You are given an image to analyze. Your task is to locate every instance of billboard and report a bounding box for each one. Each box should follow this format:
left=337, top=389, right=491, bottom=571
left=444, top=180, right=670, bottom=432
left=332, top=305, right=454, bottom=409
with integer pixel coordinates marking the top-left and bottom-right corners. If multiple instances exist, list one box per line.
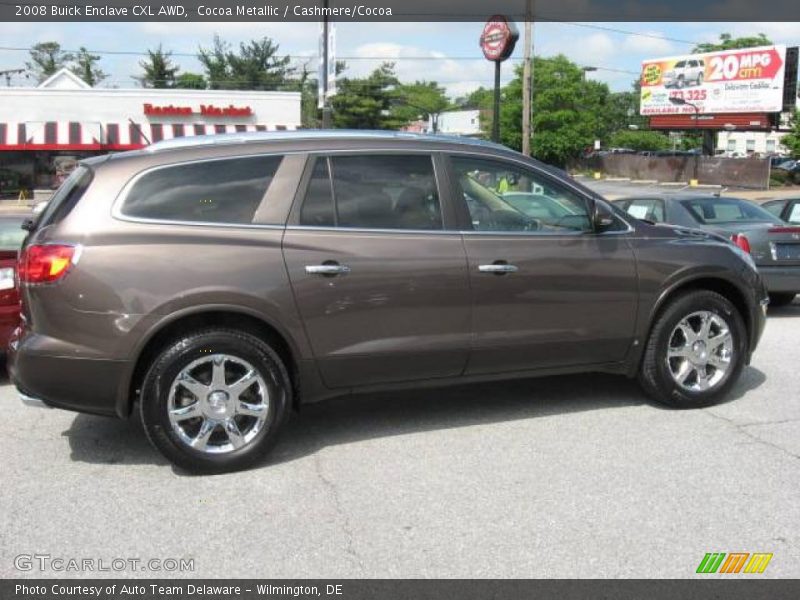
left=640, top=45, right=787, bottom=116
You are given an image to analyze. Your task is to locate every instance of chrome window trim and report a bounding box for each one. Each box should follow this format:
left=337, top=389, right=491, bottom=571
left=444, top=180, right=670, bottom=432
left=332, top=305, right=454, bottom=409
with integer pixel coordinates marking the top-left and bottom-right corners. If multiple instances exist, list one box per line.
left=285, top=225, right=461, bottom=236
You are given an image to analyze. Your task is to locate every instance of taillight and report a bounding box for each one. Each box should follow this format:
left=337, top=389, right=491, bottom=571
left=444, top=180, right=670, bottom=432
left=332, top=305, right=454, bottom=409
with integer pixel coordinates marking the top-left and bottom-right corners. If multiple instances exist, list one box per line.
left=18, top=244, right=79, bottom=284
left=730, top=234, right=751, bottom=254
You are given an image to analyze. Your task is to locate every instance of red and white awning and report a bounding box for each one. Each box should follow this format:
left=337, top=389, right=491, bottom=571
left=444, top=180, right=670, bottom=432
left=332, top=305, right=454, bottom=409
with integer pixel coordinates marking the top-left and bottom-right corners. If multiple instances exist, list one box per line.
left=0, top=121, right=298, bottom=151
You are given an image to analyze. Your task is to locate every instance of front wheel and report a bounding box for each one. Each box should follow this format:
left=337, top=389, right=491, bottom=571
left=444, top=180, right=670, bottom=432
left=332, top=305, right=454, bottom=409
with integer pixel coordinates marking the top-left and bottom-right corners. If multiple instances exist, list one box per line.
left=638, top=291, right=746, bottom=408
left=140, top=328, right=291, bottom=473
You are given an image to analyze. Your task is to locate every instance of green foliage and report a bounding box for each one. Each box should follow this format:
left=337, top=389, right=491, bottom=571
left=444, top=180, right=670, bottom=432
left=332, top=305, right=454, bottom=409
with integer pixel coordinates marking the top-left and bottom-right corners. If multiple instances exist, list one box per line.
left=198, top=35, right=292, bottom=90
left=608, top=130, right=671, bottom=152
left=71, top=47, right=107, bottom=86
left=781, top=110, right=800, bottom=159
left=139, top=45, right=180, bottom=88
left=26, top=42, right=73, bottom=82
left=392, top=81, right=451, bottom=131
left=692, top=33, right=772, bottom=53
left=494, top=56, right=615, bottom=166
left=174, top=72, right=207, bottom=90
left=330, top=63, right=405, bottom=130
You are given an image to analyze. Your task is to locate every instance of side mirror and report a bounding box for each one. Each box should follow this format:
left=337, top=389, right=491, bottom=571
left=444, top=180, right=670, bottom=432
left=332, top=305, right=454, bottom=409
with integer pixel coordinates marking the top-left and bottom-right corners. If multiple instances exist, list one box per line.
left=591, top=199, right=616, bottom=232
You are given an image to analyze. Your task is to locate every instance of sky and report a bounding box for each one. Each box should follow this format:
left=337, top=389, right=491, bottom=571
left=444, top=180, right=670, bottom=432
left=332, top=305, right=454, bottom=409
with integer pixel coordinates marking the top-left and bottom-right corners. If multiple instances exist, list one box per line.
left=0, top=21, right=798, bottom=98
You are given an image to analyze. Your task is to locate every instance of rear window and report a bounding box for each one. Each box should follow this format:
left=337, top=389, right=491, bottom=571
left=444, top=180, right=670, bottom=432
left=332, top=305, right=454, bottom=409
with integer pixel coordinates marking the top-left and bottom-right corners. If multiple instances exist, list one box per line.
left=36, top=165, right=93, bottom=229
left=122, top=155, right=281, bottom=224
left=680, top=198, right=781, bottom=225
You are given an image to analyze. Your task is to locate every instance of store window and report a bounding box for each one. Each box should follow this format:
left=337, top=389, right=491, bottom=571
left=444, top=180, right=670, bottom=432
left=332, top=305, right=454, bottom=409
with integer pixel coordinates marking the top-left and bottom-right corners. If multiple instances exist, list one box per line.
left=726, top=139, right=736, bottom=152
left=235, top=125, right=247, bottom=133
left=746, top=139, right=756, bottom=153
left=214, top=125, right=226, bottom=134
left=766, top=139, right=776, bottom=153
left=0, top=123, right=6, bottom=145
left=122, top=155, right=282, bottom=224
left=193, top=124, right=205, bottom=136
left=172, top=124, right=185, bottom=138
left=17, top=124, right=26, bottom=145
left=150, top=124, right=163, bottom=143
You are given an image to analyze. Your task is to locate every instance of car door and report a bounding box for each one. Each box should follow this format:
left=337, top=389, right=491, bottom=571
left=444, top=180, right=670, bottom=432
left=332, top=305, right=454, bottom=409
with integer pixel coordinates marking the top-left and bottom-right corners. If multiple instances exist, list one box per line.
left=445, top=153, right=639, bottom=375
left=282, top=152, right=471, bottom=388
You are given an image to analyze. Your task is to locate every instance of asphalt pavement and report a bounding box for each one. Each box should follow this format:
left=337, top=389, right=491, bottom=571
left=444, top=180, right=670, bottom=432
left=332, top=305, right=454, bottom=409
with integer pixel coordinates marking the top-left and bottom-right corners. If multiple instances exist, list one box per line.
left=1, top=301, right=800, bottom=579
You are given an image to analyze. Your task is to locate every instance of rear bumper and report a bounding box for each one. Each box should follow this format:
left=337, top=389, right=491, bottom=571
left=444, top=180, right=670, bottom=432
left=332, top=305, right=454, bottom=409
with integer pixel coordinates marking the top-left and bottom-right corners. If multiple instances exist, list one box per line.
left=8, top=326, right=128, bottom=418
left=758, top=265, right=800, bottom=293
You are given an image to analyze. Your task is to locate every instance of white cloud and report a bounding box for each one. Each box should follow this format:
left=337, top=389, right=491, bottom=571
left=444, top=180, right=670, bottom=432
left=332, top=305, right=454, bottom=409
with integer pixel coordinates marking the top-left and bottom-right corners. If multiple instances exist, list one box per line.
left=622, top=31, right=675, bottom=57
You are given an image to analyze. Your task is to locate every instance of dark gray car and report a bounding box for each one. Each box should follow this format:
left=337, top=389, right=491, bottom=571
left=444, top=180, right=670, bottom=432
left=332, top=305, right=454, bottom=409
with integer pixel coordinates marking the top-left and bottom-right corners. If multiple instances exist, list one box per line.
left=615, top=194, right=800, bottom=307
left=9, top=132, right=768, bottom=473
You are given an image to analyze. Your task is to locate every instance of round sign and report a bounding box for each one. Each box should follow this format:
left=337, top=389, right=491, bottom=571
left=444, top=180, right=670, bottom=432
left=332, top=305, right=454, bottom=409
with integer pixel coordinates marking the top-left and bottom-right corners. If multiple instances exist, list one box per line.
left=480, top=15, right=519, bottom=62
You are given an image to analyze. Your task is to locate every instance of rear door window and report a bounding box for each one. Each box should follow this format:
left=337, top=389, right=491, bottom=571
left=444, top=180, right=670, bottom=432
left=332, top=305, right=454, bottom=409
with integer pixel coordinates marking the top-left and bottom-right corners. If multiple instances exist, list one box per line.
left=298, top=154, right=443, bottom=230
left=122, top=155, right=281, bottom=224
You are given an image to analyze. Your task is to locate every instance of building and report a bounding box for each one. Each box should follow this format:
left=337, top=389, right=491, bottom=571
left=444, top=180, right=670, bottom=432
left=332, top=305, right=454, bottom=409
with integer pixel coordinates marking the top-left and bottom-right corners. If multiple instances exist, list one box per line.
left=435, top=109, right=482, bottom=137
left=716, top=130, right=790, bottom=157
left=0, top=68, right=301, bottom=192
left=399, top=109, right=483, bottom=137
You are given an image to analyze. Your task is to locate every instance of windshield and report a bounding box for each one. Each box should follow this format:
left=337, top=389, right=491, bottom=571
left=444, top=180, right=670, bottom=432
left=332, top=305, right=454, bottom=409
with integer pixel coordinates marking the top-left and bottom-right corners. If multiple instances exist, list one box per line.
left=680, top=197, right=783, bottom=225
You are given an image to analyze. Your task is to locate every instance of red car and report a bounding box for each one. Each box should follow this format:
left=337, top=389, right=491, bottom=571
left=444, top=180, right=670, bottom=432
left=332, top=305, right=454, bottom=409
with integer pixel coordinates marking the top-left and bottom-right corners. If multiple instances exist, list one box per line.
left=0, top=214, right=27, bottom=352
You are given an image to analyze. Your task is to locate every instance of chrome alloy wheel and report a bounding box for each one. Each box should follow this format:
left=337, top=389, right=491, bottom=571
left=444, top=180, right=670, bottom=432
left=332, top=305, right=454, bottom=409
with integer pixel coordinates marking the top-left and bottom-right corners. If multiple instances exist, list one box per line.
left=666, top=311, right=734, bottom=392
left=167, top=354, right=269, bottom=454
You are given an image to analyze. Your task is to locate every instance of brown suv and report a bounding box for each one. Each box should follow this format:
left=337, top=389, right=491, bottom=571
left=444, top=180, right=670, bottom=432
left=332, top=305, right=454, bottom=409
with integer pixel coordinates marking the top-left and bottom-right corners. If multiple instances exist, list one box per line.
left=9, top=132, right=768, bottom=473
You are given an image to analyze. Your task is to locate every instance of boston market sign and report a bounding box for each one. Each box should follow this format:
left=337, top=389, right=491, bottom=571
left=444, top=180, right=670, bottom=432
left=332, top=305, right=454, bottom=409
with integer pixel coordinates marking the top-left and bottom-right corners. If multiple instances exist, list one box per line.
left=479, top=15, right=519, bottom=62
left=143, top=103, right=254, bottom=117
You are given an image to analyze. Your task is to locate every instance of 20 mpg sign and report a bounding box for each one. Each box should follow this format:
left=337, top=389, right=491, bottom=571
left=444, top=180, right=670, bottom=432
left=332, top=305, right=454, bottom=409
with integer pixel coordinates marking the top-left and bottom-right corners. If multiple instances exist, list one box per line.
left=640, top=45, right=787, bottom=115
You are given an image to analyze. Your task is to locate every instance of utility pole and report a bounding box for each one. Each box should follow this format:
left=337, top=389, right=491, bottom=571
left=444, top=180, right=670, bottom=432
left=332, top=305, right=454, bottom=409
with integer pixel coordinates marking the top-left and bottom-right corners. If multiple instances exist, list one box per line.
left=522, top=0, right=533, bottom=155
left=0, top=68, right=25, bottom=87
left=321, top=0, right=332, bottom=128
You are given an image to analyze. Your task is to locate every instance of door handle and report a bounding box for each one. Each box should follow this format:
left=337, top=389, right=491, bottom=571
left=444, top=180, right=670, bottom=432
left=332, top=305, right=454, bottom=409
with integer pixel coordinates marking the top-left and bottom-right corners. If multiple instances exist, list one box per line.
left=478, top=263, right=518, bottom=274
left=305, top=264, right=351, bottom=276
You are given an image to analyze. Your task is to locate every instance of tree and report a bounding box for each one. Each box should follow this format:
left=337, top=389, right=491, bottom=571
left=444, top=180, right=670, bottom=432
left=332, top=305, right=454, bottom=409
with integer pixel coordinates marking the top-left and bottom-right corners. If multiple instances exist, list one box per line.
left=138, top=45, right=180, bottom=88
left=781, top=110, right=800, bottom=158
left=71, top=47, right=107, bottom=86
left=608, top=130, right=671, bottom=152
left=494, top=55, right=613, bottom=165
left=26, top=42, right=73, bottom=82
left=692, top=33, right=772, bottom=53
left=392, top=81, right=451, bottom=131
left=330, top=63, right=405, bottom=130
left=174, top=72, right=207, bottom=89
left=198, top=35, right=292, bottom=90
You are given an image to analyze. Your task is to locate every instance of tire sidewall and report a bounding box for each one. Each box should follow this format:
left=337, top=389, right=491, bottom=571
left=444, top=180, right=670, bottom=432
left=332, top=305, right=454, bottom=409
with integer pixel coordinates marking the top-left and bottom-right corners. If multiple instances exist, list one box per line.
left=651, top=293, right=746, bottom=406
left=141, top=331, right=290, bottom=472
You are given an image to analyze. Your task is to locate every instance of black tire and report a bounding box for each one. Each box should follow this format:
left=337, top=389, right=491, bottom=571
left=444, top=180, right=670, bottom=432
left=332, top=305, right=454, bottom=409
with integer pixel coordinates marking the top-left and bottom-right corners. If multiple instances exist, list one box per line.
left=768, top=292, right=796, bottom=307
left=140, top=328, right=291, bottom=474
left=638, top=290, right=747, bottom=408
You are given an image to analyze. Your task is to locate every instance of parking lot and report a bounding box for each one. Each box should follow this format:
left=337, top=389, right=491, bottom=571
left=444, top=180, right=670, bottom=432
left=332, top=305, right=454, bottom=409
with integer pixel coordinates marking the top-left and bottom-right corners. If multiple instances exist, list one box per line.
left=0, top=299, right=798, bottom=579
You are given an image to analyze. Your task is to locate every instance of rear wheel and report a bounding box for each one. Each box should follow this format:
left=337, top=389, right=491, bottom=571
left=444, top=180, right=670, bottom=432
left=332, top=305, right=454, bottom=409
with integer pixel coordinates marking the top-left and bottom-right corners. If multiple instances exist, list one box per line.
left=638, top=291, right=746, bottom=408
left=140, top=328, right=291, bottom=473
left=768, top=292, right=796, bottom=307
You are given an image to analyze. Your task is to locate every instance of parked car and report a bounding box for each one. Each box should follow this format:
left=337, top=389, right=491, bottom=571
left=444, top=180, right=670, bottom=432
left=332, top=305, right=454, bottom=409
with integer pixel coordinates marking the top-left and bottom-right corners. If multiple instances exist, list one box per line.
left=614, top=194, right=800, bottom=306
left=663, top=58, right=705, bottom=88
left=0, top=214, right=27, bottom=354
left=762, top=198, right=800, bottom=224
left=773, top=160, right=799, bottom=173
left=10, top=132, right=767, bottom=473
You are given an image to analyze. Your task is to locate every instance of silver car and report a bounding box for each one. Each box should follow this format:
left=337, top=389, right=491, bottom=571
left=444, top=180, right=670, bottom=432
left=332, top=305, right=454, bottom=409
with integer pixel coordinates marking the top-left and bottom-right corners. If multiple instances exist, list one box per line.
left=615, top=194, right=800, bottom=306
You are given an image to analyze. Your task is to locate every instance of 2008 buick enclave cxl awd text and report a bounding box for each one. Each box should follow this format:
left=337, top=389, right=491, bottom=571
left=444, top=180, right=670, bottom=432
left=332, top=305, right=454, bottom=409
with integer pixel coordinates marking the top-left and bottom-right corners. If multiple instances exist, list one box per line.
left=9, top=132, right=768, bottom=473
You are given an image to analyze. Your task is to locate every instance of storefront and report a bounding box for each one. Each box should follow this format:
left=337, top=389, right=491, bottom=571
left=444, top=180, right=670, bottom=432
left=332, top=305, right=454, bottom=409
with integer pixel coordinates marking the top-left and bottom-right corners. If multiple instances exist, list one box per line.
left=0, top=68, right=301, bottom=194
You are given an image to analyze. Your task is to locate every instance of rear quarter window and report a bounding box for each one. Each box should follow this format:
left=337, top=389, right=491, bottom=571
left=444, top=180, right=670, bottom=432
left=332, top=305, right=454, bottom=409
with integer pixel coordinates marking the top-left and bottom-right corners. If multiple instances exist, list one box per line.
left=121, top=155, right=281, bottom=224
left=36, top=165, right=93, bottom=229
